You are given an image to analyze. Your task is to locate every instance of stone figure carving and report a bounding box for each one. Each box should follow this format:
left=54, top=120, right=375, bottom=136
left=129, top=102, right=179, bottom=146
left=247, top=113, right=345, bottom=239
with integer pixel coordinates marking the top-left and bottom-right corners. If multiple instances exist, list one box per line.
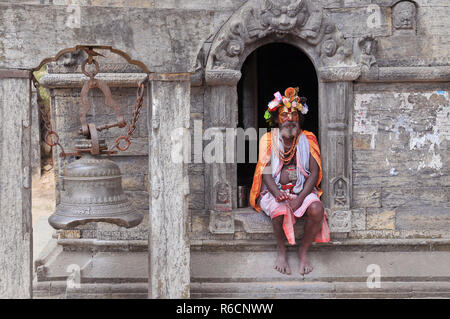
left=334, top=179, right=347, bottom=207
left=331, top=177, right=350, bottom=209
left=358, top=35, right=378, bottom=70
left=216, top=182, right=229, bottom=204
left=209, top=182, right=234, bottom=234
left=209, top=0, right=357, bottom=70
left=393, top=1, right=416, bottom=30
left=214, top=182, right=232, bottom=211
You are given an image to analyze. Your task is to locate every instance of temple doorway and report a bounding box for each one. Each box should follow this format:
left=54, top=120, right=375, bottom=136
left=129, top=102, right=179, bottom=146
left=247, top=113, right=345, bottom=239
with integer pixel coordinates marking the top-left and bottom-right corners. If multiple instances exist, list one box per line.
left=237, top=43, right=318, bottom=205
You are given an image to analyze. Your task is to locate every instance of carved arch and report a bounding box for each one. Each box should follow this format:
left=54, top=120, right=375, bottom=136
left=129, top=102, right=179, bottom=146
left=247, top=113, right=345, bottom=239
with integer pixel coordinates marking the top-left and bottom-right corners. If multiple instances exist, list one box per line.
left=205, top=0, right=362, bottom=81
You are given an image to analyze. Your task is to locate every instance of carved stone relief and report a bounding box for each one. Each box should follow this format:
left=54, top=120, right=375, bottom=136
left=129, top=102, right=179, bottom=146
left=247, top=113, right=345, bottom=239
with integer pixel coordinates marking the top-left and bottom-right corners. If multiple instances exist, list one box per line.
left=203, top=0, right=358, bottom=237
left=208, top=0, right=359, bottom=72
left=328, top=209, right=352, bottom=233
left=209, top=182, right=234, bottom=234
left=393, top=1, right=417, bottom=31
left=331, top=176, right=350, bottom=209
left=358, top=35, right=378, bottom=71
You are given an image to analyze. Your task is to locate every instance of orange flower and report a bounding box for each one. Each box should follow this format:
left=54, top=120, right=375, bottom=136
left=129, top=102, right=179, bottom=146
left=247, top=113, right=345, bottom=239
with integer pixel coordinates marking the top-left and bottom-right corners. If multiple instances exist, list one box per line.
left=285, top=87, right=296, bottom=102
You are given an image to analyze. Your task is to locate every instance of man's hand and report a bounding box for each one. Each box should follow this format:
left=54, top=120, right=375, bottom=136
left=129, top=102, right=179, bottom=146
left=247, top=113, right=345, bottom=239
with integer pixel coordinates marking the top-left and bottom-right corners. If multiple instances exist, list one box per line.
left=288, top=194, right=305, bottom=212
left=275, top=191, right=290, bottom=202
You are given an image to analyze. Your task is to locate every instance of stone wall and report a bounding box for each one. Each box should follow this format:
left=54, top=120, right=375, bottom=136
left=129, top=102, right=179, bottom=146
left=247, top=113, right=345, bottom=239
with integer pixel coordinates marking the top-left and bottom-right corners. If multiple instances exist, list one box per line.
left=351, top=83, right=449, bottom=238
left=1, top=0, right=449, bottom=243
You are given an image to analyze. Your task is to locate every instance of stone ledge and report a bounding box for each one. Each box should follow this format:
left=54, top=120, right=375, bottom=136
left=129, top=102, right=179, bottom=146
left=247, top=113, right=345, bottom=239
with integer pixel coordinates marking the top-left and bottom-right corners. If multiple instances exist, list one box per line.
left=191, top=281, right=450, bottom=299
left=53, top=237, right=450, bottom=252
left=358, top=66, right=450, bottom=82
left=40, top=73, right=148, bottom=88
left=191, top=238, right=450, bottom=252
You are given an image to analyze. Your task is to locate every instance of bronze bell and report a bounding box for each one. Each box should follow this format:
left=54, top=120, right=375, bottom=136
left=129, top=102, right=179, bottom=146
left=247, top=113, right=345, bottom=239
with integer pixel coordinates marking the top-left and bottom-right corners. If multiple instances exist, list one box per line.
left=48, top=138, right=143, bottom=230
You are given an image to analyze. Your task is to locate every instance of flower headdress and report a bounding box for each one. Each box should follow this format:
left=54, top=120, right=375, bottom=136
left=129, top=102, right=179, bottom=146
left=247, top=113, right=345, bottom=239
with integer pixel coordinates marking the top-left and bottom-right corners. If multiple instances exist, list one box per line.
left=264, top=87, right=308, bottom=122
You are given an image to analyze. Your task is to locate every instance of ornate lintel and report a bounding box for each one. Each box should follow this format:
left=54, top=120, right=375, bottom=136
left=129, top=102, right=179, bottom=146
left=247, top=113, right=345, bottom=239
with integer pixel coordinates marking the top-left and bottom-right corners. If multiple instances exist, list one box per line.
left=205, top=69, right=242, bottom=86
left=206, top=0, right=363, bottom=72
left=318, top=66, right=361, bottom=82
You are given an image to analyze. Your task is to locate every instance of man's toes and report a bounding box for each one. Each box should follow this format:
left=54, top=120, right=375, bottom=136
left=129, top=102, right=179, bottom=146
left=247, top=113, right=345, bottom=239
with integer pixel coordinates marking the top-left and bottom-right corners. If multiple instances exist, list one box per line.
left=304, top=265, right=313, bottom=274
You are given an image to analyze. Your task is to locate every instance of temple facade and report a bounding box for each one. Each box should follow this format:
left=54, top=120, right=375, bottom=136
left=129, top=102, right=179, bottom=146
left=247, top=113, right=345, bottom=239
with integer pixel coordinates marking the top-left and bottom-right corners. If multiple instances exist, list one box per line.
left=0, top=0, right=449, bottom=298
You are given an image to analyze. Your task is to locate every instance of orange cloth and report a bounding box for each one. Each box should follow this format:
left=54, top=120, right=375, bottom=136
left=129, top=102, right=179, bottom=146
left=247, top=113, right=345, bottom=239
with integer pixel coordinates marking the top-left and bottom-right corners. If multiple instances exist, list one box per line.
left=249, top=130, right=329, bottom=244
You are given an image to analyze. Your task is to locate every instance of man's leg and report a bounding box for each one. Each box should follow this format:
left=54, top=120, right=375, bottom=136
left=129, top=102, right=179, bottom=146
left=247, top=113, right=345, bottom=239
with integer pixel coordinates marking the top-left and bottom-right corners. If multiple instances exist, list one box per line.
left=272, top=215, right=291, bottom=275
left=298, top=201, right=324, bottom=275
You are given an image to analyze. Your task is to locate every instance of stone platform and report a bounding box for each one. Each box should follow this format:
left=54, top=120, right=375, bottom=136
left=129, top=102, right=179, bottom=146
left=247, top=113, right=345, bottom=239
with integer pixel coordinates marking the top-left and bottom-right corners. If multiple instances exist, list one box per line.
left=33, top=238, right=450, bottom=299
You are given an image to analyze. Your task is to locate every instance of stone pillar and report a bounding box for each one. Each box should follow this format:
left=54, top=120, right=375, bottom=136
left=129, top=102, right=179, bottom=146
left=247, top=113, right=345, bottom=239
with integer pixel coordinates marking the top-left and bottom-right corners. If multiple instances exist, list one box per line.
left=148, top=73, right=191, bottom=299
left=204, top=70, right=241, bottom=235
left=319, top=79, right=354, bottom=234
left=0, top=69, right=33, bottom=298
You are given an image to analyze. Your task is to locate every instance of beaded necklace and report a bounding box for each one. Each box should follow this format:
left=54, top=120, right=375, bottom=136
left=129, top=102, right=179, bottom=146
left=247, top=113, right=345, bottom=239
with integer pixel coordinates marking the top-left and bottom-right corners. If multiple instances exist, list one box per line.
left=279, top=133, right=300, bottom=165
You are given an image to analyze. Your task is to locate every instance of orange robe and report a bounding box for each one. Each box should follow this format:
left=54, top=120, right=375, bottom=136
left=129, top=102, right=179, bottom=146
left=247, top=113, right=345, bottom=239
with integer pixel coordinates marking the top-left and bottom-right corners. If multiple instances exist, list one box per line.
left=249, top=130, right=330, bottom=243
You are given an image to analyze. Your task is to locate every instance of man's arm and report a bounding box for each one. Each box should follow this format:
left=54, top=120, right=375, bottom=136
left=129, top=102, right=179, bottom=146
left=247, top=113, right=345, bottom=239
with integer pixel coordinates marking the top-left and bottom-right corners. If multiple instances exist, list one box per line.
left=288, top=154, right=319, bottom=211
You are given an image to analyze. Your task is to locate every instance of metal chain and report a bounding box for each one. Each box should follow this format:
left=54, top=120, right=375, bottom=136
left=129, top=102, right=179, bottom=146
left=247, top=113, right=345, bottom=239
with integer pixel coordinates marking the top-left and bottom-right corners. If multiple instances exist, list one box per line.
left=110, top=76, right=149, bottom=152
left=32, top=75, right=67, bottom=157
left=32, top=71, right=148, bottom=156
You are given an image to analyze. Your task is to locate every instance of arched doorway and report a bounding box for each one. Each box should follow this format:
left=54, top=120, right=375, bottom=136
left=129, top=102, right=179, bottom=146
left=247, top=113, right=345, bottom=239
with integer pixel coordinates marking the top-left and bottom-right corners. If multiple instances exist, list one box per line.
left=236, top=43, right=319, bottom=198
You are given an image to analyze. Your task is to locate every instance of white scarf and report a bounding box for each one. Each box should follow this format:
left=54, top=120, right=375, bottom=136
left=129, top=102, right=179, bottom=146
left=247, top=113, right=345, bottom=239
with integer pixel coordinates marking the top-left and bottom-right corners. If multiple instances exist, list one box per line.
left=270, top=128, right=311, bottom=194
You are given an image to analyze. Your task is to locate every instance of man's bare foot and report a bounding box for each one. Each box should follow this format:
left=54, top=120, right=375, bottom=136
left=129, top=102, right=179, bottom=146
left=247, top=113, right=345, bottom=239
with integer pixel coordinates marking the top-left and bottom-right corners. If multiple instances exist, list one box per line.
left=298, top=251, right=313, bottom=275
left=274, top=250, right=291, bottom=275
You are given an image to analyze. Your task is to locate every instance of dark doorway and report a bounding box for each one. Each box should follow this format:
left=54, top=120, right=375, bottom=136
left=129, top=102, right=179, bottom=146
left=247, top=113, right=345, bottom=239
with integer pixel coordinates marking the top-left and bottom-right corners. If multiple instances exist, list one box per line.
left=237, top=43, right=318, bottom=205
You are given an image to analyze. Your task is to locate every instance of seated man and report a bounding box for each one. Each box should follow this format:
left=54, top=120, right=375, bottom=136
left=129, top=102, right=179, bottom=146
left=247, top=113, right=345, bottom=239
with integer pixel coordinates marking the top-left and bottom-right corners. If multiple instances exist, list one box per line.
left=250, top=87, right=330, bottom=276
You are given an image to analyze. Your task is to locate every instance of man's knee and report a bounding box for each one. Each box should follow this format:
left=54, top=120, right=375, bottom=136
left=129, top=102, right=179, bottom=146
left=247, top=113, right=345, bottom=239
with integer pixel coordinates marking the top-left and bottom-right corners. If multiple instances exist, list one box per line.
left=271, top=205, right=290, bottom=226
left=306, top=201, right=324, bottom=222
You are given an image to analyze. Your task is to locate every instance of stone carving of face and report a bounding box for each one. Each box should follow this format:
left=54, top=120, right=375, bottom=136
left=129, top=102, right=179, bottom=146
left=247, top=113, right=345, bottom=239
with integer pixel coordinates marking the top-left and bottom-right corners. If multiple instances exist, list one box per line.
left=393, top=1, right=416, bottom=29
left=262, top=0, right=306, bottom=35
left=361, top=39, right=373, bottom=55
left=358, top=36, right=377, bottom=56
left=226, top=40, right=243, bottom=57
left=322, top=39, right=338, bottom=57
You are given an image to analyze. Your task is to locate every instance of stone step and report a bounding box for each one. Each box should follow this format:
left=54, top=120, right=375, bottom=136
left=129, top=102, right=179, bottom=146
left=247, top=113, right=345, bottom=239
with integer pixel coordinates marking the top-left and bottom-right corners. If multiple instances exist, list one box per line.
left=190, top=281, right=450, bottom=299
left=191, top=250, right=450, bottom=282
left=34, top=280, right=450, bottom=299
left=34, top=238, right=450, bottom=298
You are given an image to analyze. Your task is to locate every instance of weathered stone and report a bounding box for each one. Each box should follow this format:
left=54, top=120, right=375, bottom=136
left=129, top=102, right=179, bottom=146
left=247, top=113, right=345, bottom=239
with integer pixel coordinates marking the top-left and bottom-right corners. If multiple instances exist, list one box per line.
left=0, top=4, right=216, bottom=72
left=352, top=187, right=381, bottom=208
left=367, top=208, right=396, bottom=230
left=0, top=73, right=32, bottom=298
left=190, top=86, right=205, bottom=113
left=416, top=5, right=450, bottom=36
left=148, top=75, right=190, bottom=299
left=351, top=209, right=366, bottom=231
left=396, top=206, right=450, bottom=231
left=58, top=230, right=81, bottom=239
left=189, top=175, right=205, bottom=193
left=326, top=6, right=392, bottom=38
